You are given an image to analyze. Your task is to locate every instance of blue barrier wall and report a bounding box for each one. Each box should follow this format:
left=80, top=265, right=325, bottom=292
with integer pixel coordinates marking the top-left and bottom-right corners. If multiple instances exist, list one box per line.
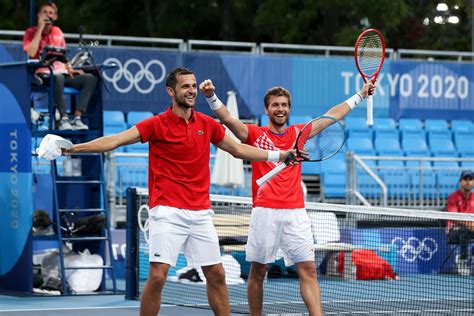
left=0, top=63, right=33, bottom=292
left=2, top=42, right=473, bottom=120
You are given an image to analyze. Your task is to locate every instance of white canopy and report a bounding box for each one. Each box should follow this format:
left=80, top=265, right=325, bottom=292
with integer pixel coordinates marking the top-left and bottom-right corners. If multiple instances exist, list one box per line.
left=211, top=91, right=245, bottom=189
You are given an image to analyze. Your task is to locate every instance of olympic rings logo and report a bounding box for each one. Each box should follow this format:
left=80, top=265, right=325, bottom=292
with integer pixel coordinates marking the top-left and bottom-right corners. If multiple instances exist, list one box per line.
left=391, top=237, right=438, bottom=262
left=102, top=58, right=166, bottom=94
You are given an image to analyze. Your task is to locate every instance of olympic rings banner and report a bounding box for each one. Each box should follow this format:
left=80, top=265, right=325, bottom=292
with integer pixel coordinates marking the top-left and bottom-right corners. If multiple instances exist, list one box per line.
left=348, top=227, right=449, bottom=274
left=1, top=43, right=474, bottom=120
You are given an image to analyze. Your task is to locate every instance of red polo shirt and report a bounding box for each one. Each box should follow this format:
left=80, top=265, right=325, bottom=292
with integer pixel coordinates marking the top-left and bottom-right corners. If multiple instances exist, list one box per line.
left=136, top=107, right=225, bottom=210
left=245, top=124, right=305, bottom=209
left=23, top=26, right=68, bottom=74
left=446, top=189, right=474, bottom=231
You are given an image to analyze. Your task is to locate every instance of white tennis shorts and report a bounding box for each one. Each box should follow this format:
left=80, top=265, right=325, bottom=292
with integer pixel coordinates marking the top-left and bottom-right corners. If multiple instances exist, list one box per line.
left=246, top=207, right=314, bottom=266
left=148, top=205, right=221, bottom=267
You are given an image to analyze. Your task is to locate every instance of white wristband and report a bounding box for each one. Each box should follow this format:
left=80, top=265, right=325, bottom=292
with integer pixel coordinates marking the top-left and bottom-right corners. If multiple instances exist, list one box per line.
left=267, top=150, right=280, bottom=162
left=345, top=92, right=364, bottom=110
left=206, top=94, right=223, bottom=111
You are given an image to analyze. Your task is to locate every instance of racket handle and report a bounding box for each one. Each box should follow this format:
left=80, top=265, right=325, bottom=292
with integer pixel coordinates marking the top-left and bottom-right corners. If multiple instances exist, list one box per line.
left=256, top=163, right=287, bottom=186
left=367, top=95, right=374, bottom=126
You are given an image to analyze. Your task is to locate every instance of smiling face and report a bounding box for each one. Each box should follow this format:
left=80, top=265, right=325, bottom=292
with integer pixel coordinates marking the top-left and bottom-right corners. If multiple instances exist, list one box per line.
left=265, top=95, right=290, bottom=128
left=167, top=73, right=197, bottom=109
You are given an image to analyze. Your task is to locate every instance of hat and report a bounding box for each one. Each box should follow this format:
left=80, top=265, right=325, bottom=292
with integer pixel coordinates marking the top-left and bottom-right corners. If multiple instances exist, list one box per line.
left=460, top=170, right=473, bottom=180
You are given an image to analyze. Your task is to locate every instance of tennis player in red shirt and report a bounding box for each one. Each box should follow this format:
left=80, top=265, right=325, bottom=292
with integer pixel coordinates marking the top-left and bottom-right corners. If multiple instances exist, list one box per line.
left=201, top=78, right=374, bottom=316
left=446, top=170, right=474, bottom=275
left=64, top=67, right=294, bottom=316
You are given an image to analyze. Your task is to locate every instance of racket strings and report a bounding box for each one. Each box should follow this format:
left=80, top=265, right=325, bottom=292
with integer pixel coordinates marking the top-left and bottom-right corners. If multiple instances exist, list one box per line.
left=297, top=118, right=345, bottom=161
left=357, top=34, right=383, bottom=75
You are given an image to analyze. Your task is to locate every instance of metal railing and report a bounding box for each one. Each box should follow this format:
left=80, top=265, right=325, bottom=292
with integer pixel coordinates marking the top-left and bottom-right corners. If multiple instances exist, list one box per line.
left=187, top=39, right=258, bottom=54
left=0, top=30, right=185, bottom=50
left=346, top=153, right=474, bottom=209
left=396, top=49, right=474, bottom=62
left=1, top=29, right=471, bottom=61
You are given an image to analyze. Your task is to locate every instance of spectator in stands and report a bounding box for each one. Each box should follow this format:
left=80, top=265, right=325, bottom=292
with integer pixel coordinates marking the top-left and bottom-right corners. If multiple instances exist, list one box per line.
left=23, top=2, right=97, bottom=131
left=61, top=67, right=295, bottom=316
left=446, top=170, right=474, bottom=275
left=201, top=78, right=375, bottom=316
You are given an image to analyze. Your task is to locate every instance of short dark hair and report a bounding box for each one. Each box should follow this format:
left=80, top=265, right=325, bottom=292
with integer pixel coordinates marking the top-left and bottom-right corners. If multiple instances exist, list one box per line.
left=165, top=67, right=195, bottom=89
left=39, top=2, right=58, bottom=14
left=264, top=86, right=291, bottom=109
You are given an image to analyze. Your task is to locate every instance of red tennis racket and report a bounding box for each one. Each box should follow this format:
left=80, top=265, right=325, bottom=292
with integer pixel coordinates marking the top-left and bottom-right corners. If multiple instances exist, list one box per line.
left=354, top=29, right=385, bottom=126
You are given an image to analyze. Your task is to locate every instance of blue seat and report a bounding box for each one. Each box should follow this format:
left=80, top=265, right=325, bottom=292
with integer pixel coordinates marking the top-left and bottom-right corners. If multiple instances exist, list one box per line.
left=398, top=118, right=423, bottom=132
left=402, top=129, right=429, bottom=154
left=115, top=156, right=148, bottom=196
left=428, top=130, right=456, bottom=156
left=357, top=172, right=381, bottom=198
left=302, top=162, right=321, bottom=175
left=344, top=117, right=372, bottom=138
left=321, top=152, right=345, bottom=170
left=377, top=151, right=404, bottom=167
left=321, top=172, right=346, bottom=198
left=289, top=115, right=312, bottom=125
left=374, top=128, right=399, bottom=139
left=374, top=130, right=401, bottom=154
left=459, top=152, right=474, bottom=170
left=405, top=158, right=431, bottom=168
left=104, top=110, right=127, bottom=129
left=320, top=153, right=346, bottom=198
left=409, top=170, right=437, bottom=198
left=437, top=170, right=461, bottom=198
left=372, top=118, right=396, bottom=131
left=127, top=111, right=153, bottom=127
left=260, top=115, right=269, bottom=126
left=451, top=120, right=474, bottom=133
left=454, top=131, right=474, bottom=156
left=347, top=137, right=375, bottom=155
left=380, top=169, right=410, bottom=198
left=424, top=119, right=448, bottom=132
left=461, top=160, right=474, bottom=168
left=401, top=129, right=425, bottom=142
left=432, top=158, right=458, bottom=168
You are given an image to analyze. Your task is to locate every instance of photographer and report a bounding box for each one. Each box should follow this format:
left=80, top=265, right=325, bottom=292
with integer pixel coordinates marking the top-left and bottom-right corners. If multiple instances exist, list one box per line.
left=23, top=2, right=97, bottom=131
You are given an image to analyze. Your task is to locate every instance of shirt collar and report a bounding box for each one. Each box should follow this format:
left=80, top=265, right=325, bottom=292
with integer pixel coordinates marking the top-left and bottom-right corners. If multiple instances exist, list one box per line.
left=165, top=106, right=196, bottom=124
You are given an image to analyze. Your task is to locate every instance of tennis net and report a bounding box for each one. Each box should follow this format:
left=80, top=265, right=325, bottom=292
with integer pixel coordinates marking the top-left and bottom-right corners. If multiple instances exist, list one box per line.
left=125, top=189, right=474, bottom=315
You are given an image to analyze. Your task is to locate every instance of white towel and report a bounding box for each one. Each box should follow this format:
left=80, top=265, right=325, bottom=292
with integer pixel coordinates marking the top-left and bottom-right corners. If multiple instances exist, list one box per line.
left=36, top=134, right=73, bottom=160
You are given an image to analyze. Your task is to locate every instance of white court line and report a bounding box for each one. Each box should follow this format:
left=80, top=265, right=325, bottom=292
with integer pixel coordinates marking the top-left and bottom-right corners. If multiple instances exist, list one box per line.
left=0, top=304, right=175, bottom=313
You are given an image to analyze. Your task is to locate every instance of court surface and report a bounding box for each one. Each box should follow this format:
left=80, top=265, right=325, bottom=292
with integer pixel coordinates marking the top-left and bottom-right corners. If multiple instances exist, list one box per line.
left=0, top=293, right=244, bottom=316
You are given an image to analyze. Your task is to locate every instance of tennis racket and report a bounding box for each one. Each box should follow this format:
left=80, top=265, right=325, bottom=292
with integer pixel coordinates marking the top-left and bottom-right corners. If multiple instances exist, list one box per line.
left=256, top=116, right=345, bottom=186
left=354, top=29, right=386, bottom=126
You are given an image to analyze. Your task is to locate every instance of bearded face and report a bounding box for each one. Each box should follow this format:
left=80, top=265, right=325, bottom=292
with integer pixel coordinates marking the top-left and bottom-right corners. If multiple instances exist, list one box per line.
left=170, top=74, right=197, bottom=109
left=265, top=95, right=290, bottom=128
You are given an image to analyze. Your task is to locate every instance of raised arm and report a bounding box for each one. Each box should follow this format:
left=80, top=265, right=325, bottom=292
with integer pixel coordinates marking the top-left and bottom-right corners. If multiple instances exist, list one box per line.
left=308, top=81, right=375, bottom=138
left=325, top=81, right=374, bottom=120
left=199, top=79, right=249, bottom=142
left=66, top=126, right=141, bottom=154
left=217, top=134, right=293, bottom=163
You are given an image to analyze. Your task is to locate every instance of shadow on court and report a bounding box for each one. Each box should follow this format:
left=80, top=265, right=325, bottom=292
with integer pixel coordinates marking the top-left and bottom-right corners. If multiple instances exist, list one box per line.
left=0, top=294, right=242, bottom=316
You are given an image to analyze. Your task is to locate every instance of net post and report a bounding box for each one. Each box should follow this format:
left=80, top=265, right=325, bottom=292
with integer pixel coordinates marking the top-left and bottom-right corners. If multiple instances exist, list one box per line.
left=125, top=187, right=138, bottom=300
